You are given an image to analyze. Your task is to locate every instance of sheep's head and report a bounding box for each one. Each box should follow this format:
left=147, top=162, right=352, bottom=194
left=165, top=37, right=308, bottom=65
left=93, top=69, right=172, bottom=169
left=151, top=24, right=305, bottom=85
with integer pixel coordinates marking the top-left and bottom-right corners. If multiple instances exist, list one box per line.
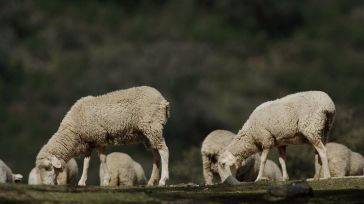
left=218, top=151, right=238, bottom=181
left=12, top=174, right=23, bottom=183
left=35, top=155, right=62, bottom=185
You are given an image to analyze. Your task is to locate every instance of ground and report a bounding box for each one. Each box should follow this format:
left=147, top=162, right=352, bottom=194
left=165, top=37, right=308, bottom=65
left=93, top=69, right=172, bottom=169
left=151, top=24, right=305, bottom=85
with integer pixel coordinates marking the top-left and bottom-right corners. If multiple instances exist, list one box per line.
left=1, top=177, right=364, bottom=203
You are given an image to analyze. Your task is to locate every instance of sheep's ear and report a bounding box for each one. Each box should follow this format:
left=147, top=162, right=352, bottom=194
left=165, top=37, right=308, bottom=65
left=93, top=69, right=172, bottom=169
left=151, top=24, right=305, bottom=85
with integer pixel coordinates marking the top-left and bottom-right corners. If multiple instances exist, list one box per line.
left=51, top=156, right=62, bottom=169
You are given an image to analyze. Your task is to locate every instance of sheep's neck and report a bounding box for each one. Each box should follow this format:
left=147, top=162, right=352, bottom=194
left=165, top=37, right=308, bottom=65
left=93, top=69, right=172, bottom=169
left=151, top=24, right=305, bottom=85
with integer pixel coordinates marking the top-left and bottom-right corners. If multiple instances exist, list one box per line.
left=229, top=134, right=259, bottom=163
left=38, top=123, right=81, bottom=163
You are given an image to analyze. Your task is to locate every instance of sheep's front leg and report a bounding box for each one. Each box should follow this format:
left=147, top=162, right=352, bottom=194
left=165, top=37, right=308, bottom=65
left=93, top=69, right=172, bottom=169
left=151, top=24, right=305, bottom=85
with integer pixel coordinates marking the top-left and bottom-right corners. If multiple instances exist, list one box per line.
left=202, top=154, right=214, bottom=185
left=158, top=140, right=169, bottom=186
left=255, top=149, right=269, bottom=182
left=147, top=149, right=161, bottom=186
left=313, top=141, right=331, bottom=179
left=99, top=146, right=110, bottom=186
left=278, top=146, right=289, bottom=181
left=78, top=156, right=90, bottom=186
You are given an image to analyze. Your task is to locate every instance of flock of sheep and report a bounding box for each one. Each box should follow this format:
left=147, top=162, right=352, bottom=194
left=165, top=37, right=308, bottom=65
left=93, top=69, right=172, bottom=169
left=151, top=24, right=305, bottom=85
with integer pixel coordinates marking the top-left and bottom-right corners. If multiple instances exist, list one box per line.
left=1, top=86, right=363, bottom=187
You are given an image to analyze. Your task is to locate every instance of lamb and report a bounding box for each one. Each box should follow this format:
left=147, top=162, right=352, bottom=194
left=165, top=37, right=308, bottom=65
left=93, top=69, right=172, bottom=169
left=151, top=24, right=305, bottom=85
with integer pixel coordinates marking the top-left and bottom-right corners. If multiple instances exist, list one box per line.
left=201, top=130, right=282, bottom=184
left=314, top=142, right=364, bottom=178
left=0, top=160, right=23, bottom=183
left=99, top=152, right=146, bottom=186
left=29, top=158, right=78, bottom=185
left=236, top=153, right=282, bottom=182
left=218, top=91, right=335, bottom=182
left=35, top=86, right=170, bottom=186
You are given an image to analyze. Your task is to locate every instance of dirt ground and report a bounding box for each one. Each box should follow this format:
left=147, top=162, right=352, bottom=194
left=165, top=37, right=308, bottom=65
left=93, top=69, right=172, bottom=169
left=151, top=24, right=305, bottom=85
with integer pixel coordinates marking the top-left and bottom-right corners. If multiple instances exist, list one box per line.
left=1, top=177, right=363, bottom=203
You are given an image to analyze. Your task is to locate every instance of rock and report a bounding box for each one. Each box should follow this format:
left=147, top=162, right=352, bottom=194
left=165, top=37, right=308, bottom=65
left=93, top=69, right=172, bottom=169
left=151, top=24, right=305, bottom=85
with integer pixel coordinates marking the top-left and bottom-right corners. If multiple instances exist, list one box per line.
left=268, top=181, right=314, bottom=198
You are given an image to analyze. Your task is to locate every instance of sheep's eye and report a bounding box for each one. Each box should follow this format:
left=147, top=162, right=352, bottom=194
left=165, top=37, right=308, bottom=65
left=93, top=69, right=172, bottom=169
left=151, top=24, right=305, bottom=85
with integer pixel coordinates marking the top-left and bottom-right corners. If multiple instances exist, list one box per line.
left=44, top=166, right=52, bottom=171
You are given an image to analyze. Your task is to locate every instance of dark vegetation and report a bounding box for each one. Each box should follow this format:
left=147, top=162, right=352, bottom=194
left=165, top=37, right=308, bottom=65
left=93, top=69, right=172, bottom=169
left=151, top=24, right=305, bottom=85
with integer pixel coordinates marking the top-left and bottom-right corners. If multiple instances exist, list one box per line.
left=0, top=0, right=364, bottom=184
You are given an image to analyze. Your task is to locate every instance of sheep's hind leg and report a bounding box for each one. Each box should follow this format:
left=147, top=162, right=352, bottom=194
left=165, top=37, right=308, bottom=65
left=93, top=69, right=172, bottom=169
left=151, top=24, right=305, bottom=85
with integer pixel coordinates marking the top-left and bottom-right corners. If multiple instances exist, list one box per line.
left=313, top=152, right=322, bottom=180
left=278, top=146, right=289, bottom=181
left=99, top=146, right=110, bottom=186
left=78, top=156, right=91, bottom=186
left=158, top=139, right=169, bottom=186
left=312, top=141, right=330, bottom=179
left=143, top=123, right=169, bottom=186
left=147, top=149, right=161, bottom=186
left=255, top=149, right=269, bottom=182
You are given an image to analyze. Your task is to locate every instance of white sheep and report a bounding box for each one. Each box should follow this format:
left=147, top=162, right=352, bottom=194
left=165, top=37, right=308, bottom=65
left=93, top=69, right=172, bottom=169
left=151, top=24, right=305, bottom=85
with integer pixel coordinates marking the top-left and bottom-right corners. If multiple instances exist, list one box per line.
left=201, top=130, right=235, bottom=184
left=201, top=130, right=282, bottom=184
left=29, top=158, right=78, bottom=185
left=99, top=152, right=146, bottom=186
left=314, top=142, right=364, bottom=178
left=35, top=86, right=170, bottom=186
left=0, top=160, right=23, bottom=183
left=236, top=153, right=282, bottom=182
left=218, top=91, right=335, bottom=182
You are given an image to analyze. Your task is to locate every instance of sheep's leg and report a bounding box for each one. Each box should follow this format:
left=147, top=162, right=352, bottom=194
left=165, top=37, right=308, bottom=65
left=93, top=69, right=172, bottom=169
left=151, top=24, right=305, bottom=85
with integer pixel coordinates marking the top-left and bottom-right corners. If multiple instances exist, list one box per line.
left=98, top=146, right=110, bottom=186
left=108, top=174, right=119, bottom=186
left=78, top=156, right=90, bottom=186
left=313, top=152, right=322, bottom=180
left=143, top=123, right=169, bottom=186
left=278, top=146, right=289, bottom=181
left=255, top=149, right=269, bottom=182
left=202, top=153, right=214, bottom=185
left=312, top=141, right=331, bottom=179
left=147, top=149, right=161, bottom=186
left=158, top=139, right=169, bottom=186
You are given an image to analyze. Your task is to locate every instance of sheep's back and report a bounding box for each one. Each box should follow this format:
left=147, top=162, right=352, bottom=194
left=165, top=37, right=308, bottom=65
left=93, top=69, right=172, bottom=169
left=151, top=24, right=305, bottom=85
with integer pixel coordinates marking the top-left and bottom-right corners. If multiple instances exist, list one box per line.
left=63, top=86, right=169, bottom=142
left=201, top=130, right=235, bottom=156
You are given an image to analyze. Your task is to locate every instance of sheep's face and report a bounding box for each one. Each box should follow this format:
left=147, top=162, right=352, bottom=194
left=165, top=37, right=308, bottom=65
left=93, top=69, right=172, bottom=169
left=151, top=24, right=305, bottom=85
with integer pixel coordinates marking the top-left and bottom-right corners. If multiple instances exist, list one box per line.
left=12, top=174, right=23, bottom=183
left=36, top=156, right=62, bottom=185
left=218, top=151, right=238, bottom=181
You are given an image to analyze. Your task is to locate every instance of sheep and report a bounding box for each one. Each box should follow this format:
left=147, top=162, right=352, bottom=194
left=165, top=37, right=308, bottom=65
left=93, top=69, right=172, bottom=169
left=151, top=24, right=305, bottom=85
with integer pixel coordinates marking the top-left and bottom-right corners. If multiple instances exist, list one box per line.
left=99, top=152, right=146, bottom=186
left=236, top=153, right=282, bottom=182
left=35, top=86, right=170, bottom=186
left=201, top=130, right=282, bottom=184
left=201, top=130, right=235, bottom=185
left=218, top=91, right=335, bottom=183
left=0, top=160, right=23, bottom=183
left=28, top=158, right=78, bottom=185
left=350, top=152, right=364, bottom=176
left=314, top=142, right=364, bottom=178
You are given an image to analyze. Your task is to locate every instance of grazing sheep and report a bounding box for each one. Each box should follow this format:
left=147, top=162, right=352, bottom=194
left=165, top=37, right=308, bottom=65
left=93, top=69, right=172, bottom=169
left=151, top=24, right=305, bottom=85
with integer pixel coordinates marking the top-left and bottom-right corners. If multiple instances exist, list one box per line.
left=350, top=152, right=364, bottom=176
left=0, top=160, right=23, bottom=183
left=35, top=86, right=170, bottom=186
left=201, top=130, right=235, bottom=185
left=314, top=142, right=364, bottom=178
left=29, top=158, right=78, bottom=185
left=236, top=153, right=282, bottom=182
left=99, top=152, right=146, bottom=186
left=201, top=130, right=282, bottom=184
left=218, top=91, right=335, bottom=182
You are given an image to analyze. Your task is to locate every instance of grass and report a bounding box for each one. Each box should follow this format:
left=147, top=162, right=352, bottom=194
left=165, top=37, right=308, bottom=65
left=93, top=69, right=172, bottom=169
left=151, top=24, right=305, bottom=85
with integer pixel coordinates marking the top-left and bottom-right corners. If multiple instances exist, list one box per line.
left=1, top=177, right=364, bottom=203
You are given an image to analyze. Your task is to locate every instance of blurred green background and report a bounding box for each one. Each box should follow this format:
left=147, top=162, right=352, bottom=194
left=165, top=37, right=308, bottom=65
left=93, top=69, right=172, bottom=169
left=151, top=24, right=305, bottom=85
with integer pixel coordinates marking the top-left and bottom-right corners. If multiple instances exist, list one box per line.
left=1, top=0, right=363, bottom=184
